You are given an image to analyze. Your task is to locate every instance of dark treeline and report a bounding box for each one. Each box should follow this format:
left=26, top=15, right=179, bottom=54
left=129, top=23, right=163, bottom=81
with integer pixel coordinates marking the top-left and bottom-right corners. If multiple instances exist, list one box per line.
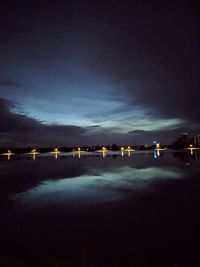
left=0, top=132, right=200, bottom=153
left=0, top=144, right=162, bottom=154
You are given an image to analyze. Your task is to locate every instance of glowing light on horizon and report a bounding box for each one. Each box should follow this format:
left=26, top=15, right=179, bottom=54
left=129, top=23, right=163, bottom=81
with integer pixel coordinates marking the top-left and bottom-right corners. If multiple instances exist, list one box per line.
left=156, top=143, right=160, bottom=149
left=186, top=144, right=200, bottom=155
left=121, top=147, right=124, bottom=157
left=49, top=147, right=61, bottom=159
left=1, top=149, right=15, bottom=160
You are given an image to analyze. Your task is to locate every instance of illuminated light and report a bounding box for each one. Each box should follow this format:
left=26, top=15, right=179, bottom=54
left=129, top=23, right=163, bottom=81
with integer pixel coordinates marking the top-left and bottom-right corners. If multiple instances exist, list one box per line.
left=186, top=145, right=200, bottom=155
left=29, top=148, right=39, bottom=154
left=128, top=150, right=131, bottom=157
left=7, top=149, right=14, bottom=155
left=102, top=151, right=106, bottom=158
left=72, top=147, right=84, bottom=157
left=1, top=150, right=15, bottom=159
left=28, top=149, right=39, bottom=159
left=95, top=146, right=109, bottom=154
left=125, top=146, right=134, bottom=152
left=49, top=147, right=61, bottom=158
left=73, top=147, right=84, bottom=154
left=154, top=141, right=167, bottom=154
left=154, top=149, right=160, bottom=158
left=50, top=148, right=61, bottom=154
left=121, top=147, right=124, bottom=151
left=156, top=143, right=160, bottom=149
left=101, top=147, right=108, bottom=157
left=4, top=150, right=15, bottom=160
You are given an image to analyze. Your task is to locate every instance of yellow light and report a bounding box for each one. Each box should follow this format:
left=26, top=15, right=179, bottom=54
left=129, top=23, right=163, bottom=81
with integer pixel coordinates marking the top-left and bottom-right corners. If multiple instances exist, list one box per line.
left=54, top=148, right=58, bottom=152
left=2, top=150, right=14, bottom=157
left=121, top=147, right=124, bottom=151
left=189, top=144, right=193, bottom=148
left=102, top=151, right=106, bottom=158
left=78, top=147, right=81, bottom=151
left=156, top=143, right=160, bottom=149
left=102, top=146, right=106, bottom=151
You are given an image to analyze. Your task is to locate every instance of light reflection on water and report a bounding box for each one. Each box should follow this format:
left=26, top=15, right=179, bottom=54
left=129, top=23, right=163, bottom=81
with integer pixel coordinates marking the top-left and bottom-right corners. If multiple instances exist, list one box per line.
left=0, top=150, right=199, bottom=206
left=14, top=165, right=185, bottom=207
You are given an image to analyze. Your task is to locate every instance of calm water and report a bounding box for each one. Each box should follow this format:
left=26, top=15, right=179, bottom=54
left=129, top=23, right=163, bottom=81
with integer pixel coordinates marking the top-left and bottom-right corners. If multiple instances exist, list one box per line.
left=0, top=151, right=200, bottom=267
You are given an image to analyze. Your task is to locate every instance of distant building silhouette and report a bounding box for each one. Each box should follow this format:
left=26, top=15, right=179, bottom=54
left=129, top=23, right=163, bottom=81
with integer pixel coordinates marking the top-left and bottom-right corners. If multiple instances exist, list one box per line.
left=194, top=135, right=200, bottom=146
left=172, top=132, right=191, bottom=148
left=180, top=132, right=189, bottom=144
left=172, top=132, right=200, bottom=148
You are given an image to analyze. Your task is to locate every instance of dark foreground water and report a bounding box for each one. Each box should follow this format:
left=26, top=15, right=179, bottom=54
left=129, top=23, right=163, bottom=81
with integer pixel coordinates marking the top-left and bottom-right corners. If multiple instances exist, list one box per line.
left=0, top=150, right=200, bottom=267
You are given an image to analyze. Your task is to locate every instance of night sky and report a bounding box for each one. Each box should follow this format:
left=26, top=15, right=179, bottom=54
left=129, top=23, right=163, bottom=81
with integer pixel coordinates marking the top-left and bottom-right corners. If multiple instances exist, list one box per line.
left=0, top=0, right=199, bottom=147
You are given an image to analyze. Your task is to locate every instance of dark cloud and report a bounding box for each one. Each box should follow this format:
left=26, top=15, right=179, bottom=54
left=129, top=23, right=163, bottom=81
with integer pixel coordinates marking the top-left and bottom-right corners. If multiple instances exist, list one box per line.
left=85, top=1, right=199, bottom=123
left=0, top=97, right=88, bottom=147
left=129, top=130, right=148, bottom=135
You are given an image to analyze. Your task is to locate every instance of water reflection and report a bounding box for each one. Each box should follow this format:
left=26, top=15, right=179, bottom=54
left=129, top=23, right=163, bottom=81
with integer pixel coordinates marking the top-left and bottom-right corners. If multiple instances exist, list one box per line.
left=0, top=151, right=200, bottom=266
left=153, top=150, right=158, bottom=159
left=15, top=165, right=185, bottom=207
left=173, top=150, right=200, bottom=164
left=0, top=151, right=199, bottom=206
left=102, top=151, right=106, bottom=158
